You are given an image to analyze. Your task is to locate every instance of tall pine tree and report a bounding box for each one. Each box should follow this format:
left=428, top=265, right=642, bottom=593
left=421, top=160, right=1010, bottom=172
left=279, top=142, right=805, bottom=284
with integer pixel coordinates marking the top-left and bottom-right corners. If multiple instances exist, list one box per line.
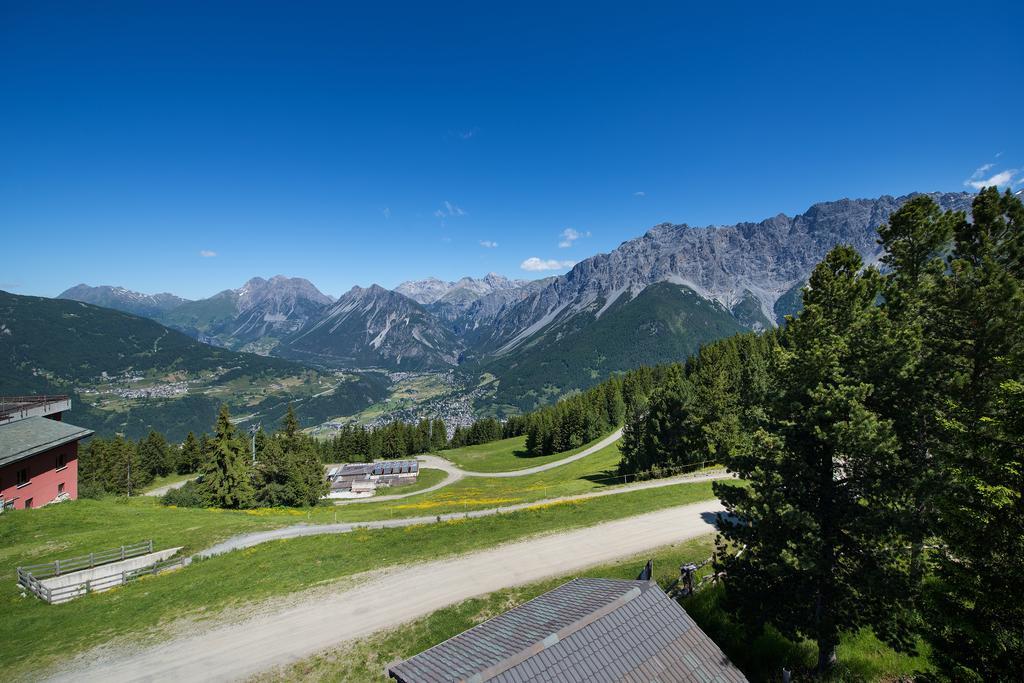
left=198, top=405, right=255, bottom=509
left=714, top=246, right=913, bottom=673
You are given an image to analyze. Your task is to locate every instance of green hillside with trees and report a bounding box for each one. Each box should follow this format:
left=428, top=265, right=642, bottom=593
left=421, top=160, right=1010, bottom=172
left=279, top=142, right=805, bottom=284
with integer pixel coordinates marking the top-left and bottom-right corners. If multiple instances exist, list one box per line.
left=0, top=291, right=389, bottom=440
left=614, top=188, right=1023, bottom=680
left=479, top=281, right=747, bottom=413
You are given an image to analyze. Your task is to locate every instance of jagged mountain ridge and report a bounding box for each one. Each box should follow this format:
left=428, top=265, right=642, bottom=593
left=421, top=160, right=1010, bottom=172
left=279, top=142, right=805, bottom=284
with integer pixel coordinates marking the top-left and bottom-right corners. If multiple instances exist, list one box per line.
left=280, top=284, right=462, bottom=370
left=58, top=284, right=191, bottom=318
left=396, top=273, right=528, bottom=305
left=472, top=192, right=975, bottom=356
left=157, top=275, right=334, bottom=352
left=52, top=191, right=978, bottom=383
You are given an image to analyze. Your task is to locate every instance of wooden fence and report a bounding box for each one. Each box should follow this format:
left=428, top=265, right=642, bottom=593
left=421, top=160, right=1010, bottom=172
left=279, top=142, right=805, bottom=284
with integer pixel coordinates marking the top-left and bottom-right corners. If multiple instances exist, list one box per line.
left=16, top=540, right=184, bottom=604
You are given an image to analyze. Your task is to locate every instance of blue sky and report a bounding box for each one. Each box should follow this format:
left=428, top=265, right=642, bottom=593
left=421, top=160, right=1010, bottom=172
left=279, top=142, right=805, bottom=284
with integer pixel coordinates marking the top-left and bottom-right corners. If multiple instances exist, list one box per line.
left=2, top=1, right=1021, bottom=299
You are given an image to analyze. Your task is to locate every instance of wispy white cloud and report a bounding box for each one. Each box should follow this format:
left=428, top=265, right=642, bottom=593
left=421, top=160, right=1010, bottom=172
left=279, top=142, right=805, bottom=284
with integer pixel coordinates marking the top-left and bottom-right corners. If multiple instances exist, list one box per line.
left=382, top=207, right=391, bottom=219
left=458, top=127, right=479, bottom=140
left=199, top=249, right=217, bottom=258
left=480, top=240, right=498, bottom=248
left=964, top=161, right=1018, bottom=190
left=434, top=201, right=466, bottom=219
left=965, top=168, right=1017, bottom=190
left=558, top=227, right=591, bottom=248
left=520, top=257, right=576, bottom=272
left=633, top=191, right=646, bottom=197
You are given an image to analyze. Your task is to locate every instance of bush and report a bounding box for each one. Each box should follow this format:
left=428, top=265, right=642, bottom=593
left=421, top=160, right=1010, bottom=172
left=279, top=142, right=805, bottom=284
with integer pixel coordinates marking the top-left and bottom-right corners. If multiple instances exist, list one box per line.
left=161, top=480, right=208, bottom=508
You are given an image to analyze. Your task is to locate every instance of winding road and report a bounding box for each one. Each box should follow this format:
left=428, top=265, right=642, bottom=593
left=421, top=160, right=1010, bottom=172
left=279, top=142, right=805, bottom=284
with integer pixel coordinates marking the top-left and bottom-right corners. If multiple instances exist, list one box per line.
left=332, top=428, right=625, bottom=504
left=46, top=430, right=733, bottom=681
left=53, top=499, right=725, bottom=683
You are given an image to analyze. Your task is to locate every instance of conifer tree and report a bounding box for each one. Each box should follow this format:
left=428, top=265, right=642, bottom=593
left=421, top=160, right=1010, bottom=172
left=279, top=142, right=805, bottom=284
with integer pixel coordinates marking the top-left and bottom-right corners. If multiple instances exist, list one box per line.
left=198, top=405, right=255, bottom=509
left=921, top=188, right=1024, bottom=680
left=177, top=431, right=203, bottom=474
left=714, top=246, right=913, bottom=673
left=138, top=430, right=172, bottom=478
left=430, top=418, right=448, bottom=451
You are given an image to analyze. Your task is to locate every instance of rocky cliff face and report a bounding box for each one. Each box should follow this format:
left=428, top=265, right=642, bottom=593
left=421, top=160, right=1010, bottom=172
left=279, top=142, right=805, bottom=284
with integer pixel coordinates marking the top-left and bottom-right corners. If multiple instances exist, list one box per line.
left=154, top=275, right=333, bottom=352
left=476, top=192, right=974, bottom=354
left=58, top=284, right=190, bottom=318
left=228, top=276, right=334, bottom=344
left=54, top=191, right=979, bottom=383
left=282, top=284, right=461, bottom=370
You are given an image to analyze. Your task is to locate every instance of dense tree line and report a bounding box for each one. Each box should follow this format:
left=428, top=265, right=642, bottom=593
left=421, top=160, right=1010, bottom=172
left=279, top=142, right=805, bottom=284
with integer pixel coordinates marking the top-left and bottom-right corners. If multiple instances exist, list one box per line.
left=618, top=332, right=777, bottom=476
left=79, top=428, right=205, bottom=497
left=315, top=418, right=449, bottom=462
left=626, top=189, right=1022, bottom=679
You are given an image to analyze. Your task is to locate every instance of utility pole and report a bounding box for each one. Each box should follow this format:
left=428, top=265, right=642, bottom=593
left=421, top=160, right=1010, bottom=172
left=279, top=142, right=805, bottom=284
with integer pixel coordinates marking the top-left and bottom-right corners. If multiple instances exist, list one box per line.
left=249, top=423, right=261, bottom=464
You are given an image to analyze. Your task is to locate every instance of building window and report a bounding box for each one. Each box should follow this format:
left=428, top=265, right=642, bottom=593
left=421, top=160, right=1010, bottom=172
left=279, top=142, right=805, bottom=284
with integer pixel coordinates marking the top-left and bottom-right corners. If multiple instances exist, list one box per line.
left=3, top=500, right=14, bottom=511
left=56, top=452, right=67, bottom=470
left=25, top=498, right=33, bottom=509
left=16, top=468, right=29, bottom=486
left=58, top=482, right=65, bottom=494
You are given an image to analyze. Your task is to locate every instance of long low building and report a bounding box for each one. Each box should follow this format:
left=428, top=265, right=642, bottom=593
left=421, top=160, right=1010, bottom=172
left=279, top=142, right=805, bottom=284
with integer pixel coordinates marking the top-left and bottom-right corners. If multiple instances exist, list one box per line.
left=327, top=459, right=419, bottom=498
left=0, top=396, right=93, bottom=511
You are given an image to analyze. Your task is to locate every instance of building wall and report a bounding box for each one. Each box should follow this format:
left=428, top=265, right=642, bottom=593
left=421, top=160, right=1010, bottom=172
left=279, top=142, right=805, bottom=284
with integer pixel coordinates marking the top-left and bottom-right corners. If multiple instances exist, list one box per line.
left=0, top=441, right=79, bottom=510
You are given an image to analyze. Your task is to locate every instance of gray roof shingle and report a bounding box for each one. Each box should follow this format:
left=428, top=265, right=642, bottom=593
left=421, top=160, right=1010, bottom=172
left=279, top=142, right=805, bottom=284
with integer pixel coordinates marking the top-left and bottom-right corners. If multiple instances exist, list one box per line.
left=388, top=578, right=747, bottom=683
left=0, top=416, right=92, bottom=468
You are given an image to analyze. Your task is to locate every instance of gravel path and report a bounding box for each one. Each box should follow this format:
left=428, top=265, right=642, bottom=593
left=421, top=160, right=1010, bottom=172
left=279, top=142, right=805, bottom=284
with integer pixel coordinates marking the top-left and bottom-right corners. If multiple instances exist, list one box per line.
left=141, top=477, right=196, bottom=497
left=54, top=499, right=724, bottom=682
left=196, top=468, right=731, bottom=559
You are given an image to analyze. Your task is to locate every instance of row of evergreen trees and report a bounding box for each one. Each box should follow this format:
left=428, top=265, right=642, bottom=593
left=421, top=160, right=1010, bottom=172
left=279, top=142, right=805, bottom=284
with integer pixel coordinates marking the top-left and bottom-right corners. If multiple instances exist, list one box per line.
left=513, top=368, right=674, bottom=457
left=79, top=429, right=206, bottom=497
left=620, top=188, right=1021, bottom=680
left=313, top=415, right=510, bottom=463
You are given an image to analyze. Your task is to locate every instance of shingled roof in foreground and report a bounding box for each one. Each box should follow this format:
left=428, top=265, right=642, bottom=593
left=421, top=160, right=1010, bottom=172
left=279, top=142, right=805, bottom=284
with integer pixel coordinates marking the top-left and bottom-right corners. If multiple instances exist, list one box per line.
left=387, top=577, right=748, bottom=683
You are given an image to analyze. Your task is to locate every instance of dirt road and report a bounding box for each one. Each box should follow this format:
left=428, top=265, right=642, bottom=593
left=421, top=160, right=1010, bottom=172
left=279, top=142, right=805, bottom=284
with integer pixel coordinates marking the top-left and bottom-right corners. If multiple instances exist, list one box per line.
left=52, top=499, right=724, bottom=682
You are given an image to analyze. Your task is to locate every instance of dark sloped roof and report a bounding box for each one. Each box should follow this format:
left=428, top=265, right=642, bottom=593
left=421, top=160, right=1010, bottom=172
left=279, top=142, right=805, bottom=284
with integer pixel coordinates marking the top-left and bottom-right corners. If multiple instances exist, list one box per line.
left=388, top=577, right=748, bottom=683
left=0, top=417, right=93, bottom=468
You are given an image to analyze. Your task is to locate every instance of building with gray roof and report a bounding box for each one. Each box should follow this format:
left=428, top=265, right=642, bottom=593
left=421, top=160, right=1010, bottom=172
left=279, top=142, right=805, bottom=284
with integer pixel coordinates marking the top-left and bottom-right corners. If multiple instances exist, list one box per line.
left=0, top=396, right=92, bottom=511
left=388, top=576, right=747, bottom=683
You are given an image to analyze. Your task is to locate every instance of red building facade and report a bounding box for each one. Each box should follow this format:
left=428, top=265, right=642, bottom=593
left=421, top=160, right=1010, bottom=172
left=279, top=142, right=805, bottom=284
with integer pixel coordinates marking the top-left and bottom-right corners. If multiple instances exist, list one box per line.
left=0, top=396, right=92, bottom=511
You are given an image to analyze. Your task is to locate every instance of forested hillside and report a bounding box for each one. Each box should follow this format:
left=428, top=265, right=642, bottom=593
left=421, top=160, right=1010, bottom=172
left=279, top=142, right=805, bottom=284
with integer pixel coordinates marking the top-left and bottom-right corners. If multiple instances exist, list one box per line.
left=478, top=282, right=747, bottom=412
left=0, top=291, right=388, bottom=440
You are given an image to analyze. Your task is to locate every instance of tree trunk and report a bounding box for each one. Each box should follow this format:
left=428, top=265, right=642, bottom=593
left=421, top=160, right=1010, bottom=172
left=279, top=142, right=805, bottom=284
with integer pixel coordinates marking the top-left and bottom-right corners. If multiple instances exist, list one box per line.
left=815, top=639, right=837, bottom=676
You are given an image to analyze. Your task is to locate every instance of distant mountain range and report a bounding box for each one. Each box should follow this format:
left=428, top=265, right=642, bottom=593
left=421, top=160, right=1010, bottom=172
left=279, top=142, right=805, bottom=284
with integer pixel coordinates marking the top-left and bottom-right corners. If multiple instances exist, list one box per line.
left=56, top=190, right=977, bottom=411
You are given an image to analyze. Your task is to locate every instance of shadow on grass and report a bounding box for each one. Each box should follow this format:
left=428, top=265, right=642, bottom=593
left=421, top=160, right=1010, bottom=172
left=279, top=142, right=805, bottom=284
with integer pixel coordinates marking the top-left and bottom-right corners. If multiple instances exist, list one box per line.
left=511, top=448, right=549, bottom=460
left=683, top=586, right=931, bottom=682
left=579, top=468, right=624, bottom=487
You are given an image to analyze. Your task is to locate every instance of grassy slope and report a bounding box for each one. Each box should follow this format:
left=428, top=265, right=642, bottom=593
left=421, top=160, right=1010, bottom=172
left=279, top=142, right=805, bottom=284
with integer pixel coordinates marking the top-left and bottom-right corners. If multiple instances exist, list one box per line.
left=390, top=440, right=626, bottom=514
left=258, top=537, right=930, bottom=683
left=1, top=479, right=720, bottom=677
left=438, top=433, right=612, bottom=473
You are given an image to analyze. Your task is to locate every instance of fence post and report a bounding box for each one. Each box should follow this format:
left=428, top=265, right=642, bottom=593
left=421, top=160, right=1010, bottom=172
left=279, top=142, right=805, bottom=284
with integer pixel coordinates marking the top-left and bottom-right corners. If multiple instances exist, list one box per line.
left=54, top=559, right=61, bottom=576
left=122, top=570, right=127, bottom=585
left=89, top=552, right=95, bottom=567
left=121, top=545, right=126, bottom=560
left=148, top=540, right=154, bottom=553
